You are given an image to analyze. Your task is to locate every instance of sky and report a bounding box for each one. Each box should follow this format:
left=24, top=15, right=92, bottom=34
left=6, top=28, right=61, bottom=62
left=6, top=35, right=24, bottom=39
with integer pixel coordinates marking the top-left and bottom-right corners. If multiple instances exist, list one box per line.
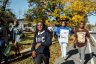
left=9, top=0, right=96, bottom=25
left=9, top=0, right=29, bottom=19
left=88, top=15, right=96, bottom=25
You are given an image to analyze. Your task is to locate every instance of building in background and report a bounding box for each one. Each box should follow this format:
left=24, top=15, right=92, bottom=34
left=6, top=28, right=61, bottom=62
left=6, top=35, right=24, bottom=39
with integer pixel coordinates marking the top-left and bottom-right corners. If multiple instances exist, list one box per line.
left=18, top=19, right=35, bottom=32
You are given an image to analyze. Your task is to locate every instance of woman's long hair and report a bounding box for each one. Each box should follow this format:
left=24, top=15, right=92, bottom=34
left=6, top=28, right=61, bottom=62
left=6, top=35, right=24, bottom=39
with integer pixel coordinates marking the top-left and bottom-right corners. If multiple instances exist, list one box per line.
left=36, top=22, right=48, bottom=32
left=34, top=22, right=48, bottom=39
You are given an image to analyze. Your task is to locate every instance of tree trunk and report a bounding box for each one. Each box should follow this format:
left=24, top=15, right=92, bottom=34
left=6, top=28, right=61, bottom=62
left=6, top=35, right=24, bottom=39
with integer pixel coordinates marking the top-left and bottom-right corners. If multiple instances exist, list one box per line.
left=1, top=0, right=9, bottom=11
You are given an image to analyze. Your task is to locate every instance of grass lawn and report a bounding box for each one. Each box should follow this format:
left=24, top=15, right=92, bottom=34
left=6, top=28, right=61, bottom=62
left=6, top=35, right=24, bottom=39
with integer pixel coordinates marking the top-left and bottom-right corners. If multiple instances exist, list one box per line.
left=10, top=32, right=33, bottom=55
left=10, top=57, right=35, bottom=64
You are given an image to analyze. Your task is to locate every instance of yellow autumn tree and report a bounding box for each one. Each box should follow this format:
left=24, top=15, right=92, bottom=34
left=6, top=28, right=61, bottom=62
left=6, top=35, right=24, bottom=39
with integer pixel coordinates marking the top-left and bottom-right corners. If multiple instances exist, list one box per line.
left=27, top=0, right=96, bottom=27
left=70, top=0, right=96, bottom=15
left=45, top=19, right=51, bottom=26
left=71, top=15, right=84, bottom=25
left=61, top=0, right=96, bottom=27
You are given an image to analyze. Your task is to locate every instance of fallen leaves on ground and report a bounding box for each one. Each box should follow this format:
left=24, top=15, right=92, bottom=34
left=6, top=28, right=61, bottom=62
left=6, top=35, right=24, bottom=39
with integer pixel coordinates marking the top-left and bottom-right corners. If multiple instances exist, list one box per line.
left=10, top=41, right=61, bottom=64
left=49, top=42, right=61, bottom=64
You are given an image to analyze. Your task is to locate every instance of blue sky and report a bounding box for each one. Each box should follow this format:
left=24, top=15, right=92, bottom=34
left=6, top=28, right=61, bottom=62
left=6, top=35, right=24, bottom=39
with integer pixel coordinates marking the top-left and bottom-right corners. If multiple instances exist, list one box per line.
left=88, top=15, right=96, bottom=25
left=9, top=0, right=29, bottom=19
left=9, top=0, right=96, bottom=25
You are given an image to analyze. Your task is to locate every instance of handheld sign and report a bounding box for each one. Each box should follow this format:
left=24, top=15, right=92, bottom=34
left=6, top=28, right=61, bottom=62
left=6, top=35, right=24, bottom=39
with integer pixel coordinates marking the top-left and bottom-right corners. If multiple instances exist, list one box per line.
left=59, top=29, right=69, bottom=43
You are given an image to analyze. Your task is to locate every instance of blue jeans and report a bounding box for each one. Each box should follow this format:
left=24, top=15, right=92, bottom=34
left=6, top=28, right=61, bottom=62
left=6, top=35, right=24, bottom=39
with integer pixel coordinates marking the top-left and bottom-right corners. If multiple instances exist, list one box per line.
left=0, top=39, right=5, bottom=47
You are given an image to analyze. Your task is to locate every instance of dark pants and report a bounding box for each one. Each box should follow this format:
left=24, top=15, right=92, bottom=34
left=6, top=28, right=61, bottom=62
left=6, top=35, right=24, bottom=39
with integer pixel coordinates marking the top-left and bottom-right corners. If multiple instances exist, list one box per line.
left=35, top=54, right=49, bottom=64
left=15, top=42, right=20, bottom=55
left=0, top=39, right=9, bottom=64
left=74, top=43, right=76, bottom=48
left=12, top=40, right=20, bottom=55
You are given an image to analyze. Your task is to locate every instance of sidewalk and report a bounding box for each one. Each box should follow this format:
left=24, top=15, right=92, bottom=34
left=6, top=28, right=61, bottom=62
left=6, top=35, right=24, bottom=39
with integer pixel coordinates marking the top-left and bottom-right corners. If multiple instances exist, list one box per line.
left=54, top=43, right=94, bottom=64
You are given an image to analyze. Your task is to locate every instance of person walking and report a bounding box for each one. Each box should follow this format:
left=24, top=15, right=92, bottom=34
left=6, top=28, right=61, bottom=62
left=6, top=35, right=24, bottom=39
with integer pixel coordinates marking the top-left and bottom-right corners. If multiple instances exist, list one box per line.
left=74, top=21, right=94, bottom=64
left=11, top=20, right=22, bottom=55
left=0, top=18, right=9, bottom=64
left=31, top=22, right=52, bottom=64
left=56, top=20, right=72, bottom=59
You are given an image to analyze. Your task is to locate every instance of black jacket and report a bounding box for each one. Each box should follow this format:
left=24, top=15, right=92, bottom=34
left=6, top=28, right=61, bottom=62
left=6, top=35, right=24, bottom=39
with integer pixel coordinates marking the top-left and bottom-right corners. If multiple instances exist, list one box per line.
left=31, top=30, right=52, bottom=57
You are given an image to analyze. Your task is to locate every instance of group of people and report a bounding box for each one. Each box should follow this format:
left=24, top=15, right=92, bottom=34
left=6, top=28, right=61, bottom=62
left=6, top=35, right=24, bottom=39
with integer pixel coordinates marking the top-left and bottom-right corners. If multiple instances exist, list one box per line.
left=31, top=20, right=94, bottom=64
left=0, top=18, right=22, bottom=64
left=0, top=17, right=94, bottom=64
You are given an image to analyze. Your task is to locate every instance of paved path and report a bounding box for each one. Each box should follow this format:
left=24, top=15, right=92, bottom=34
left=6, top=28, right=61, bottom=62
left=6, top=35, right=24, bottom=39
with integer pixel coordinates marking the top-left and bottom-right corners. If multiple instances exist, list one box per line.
left=91, top=34, right=96, bottom=64
left=55, top=34, right=96, bottom=64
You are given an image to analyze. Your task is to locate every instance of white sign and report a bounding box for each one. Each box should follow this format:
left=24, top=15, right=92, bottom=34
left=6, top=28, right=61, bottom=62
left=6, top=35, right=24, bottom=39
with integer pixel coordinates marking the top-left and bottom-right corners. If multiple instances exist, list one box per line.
left=59, top=29, right=69, bottom=43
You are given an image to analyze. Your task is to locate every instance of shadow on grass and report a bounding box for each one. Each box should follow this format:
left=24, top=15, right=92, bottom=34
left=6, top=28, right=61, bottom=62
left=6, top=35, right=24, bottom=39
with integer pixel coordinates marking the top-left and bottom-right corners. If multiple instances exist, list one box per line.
left=61, top=60, right=75, bottom=64
left=9, top=50, right=32, bottom=63
left=2, top=50, right=32, bottom=64
left=65, top=49, right=78, bottom=60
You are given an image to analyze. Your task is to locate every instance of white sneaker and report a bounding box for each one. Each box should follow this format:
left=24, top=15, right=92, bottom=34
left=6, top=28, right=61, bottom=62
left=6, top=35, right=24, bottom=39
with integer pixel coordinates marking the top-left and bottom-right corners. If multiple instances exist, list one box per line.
left=80, top=60, right=84, bottom=64
left=80, top=60, right=82, bottom=63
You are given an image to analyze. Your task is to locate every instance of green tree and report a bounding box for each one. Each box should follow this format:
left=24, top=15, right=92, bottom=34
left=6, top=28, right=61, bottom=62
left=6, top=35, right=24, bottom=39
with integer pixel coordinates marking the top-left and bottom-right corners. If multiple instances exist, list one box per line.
left=26, top=0, right=96, bottom=27
left=25, top=0, right=62, bottom=23
left=0, top=0, right=9, bottom=11
left=0, top=0, right=15, bottom=24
